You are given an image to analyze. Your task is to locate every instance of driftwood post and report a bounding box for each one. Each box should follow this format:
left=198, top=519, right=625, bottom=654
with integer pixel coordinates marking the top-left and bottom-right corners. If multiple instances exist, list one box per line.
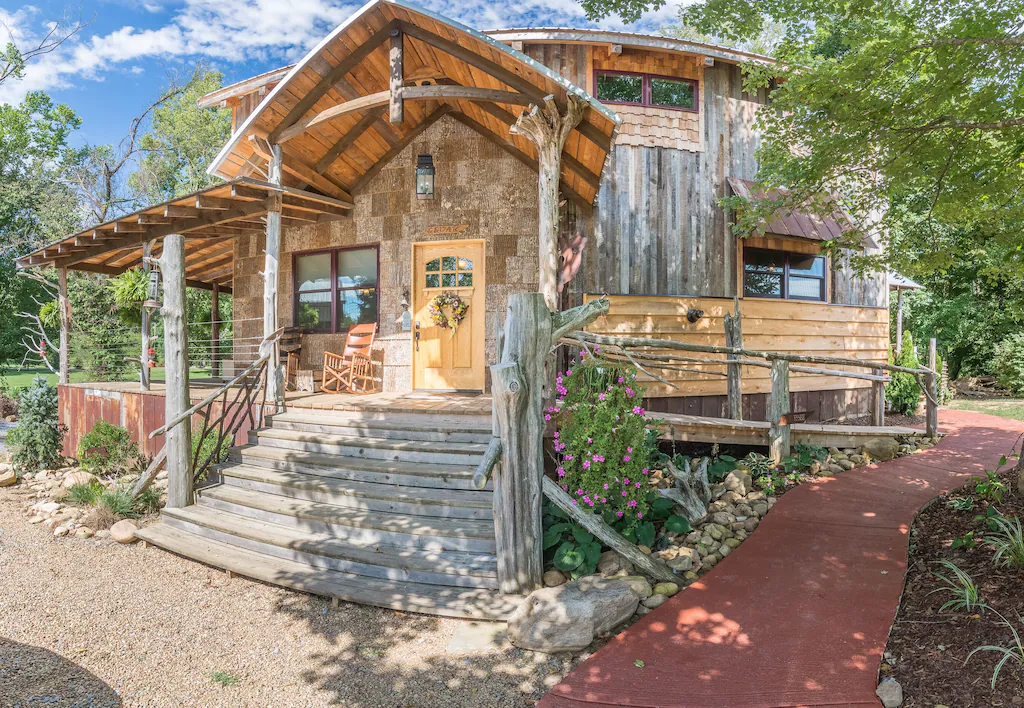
left=724, top=298, right=743, bottom=420
left=389, top=28, right=403, bottom=123
left=895, top=288, right=904, bottom=353
left=926, top=338, right=938, bottom=438
left=490, top=293, right=609, bottom=595
left=511, top=95, right=585, bottom=311
left=161, top=234, right=192, bottom=508
left=768, top=358, right=791, bottom=463
left=140, top=241, right=154, bottom=391
left=872, top=367, right=885, bottom=426
left=210, top=282, right=220, bottom=379
left=262, top=144, right=283, bottom=405
left=57, top=267, right=70, bottom=385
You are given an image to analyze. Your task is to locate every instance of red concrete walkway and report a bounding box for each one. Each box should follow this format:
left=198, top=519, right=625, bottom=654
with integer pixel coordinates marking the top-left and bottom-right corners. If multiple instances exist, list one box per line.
left=540, top=410, right=1024, bottom=708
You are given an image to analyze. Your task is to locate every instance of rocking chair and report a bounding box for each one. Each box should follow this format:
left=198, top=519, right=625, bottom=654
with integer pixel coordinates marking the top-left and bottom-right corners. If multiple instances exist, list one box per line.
left=321, top=323, right=378, bottom=394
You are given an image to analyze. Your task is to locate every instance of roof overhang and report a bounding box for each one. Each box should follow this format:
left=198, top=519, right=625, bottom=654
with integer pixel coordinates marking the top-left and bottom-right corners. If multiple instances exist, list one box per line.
left=888, top=272, right=923, bottom=291
left=16, top=178, right=350, bottom=290
left=207, top=0, right=620, bottom=208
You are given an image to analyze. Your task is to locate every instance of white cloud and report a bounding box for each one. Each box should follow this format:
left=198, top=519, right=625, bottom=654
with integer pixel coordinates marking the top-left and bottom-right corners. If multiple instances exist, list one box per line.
left=0, top=0, right=677, bottom=105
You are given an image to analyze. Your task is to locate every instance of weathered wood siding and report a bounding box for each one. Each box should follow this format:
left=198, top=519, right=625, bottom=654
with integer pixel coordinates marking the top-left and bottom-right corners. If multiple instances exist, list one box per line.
left=583, top=294, right=889, bottom=399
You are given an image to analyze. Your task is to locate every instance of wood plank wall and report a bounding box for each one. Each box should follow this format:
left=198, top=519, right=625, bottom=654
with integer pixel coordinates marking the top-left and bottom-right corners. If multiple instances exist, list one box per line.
left=583, top=294, right=889, bottom=398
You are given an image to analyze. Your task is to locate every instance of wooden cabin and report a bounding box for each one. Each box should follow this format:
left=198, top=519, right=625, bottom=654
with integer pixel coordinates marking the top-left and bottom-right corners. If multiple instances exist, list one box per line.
left=16, top=0, right=894, bottom=618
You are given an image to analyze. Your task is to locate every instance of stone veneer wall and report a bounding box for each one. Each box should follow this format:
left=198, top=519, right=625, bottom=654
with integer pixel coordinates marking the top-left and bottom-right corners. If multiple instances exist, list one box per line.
left=231, top=115, right=541, bottom=392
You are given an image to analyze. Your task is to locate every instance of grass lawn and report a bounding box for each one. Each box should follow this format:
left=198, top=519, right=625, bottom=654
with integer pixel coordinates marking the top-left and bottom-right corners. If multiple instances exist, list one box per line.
left=1, top=367, right=213, bottom=391
left=947, top=397, right=1024, bottom=422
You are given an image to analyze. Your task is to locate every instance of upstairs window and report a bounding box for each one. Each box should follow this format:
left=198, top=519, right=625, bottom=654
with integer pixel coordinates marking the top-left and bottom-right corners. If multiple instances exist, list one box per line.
left=294, top=246, right=378, bottom=333
left=743, top=248, right=826, bottom=302
left=595, top=70, right=698, bottom=112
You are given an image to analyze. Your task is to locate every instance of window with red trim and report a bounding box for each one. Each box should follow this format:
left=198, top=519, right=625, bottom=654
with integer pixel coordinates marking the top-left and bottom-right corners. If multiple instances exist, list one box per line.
left=293, top=246, right=379, bottom=333
left=595, top=70, right=698, bottom=112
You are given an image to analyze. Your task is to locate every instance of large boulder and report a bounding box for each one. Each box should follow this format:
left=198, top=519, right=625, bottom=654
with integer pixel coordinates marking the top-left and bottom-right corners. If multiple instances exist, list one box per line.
left=507, top=576, right=640, bottom=653
left=62, top=471, right=96, bottom=489
left=723, top=470, right=752, bottom=496
left=860, top=437, right=900, bottom=462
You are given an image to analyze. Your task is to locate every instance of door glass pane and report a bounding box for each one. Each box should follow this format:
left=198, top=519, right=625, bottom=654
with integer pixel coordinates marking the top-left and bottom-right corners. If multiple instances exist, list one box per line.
left=442, top=256, right=457, bottom=271
left=596, top=72, right=642, bottom=103
left=789, top=254, right=824, bottom=277
left=296, top=253, right=331, bottom=292
left=788, top=276, right=824, bottom=300
left=425, top=273, right=440, bottom=288
left=426, top=258, right=441, bottom=272
left=744, top=272, right=782, bottom=297
left=338, top=289, right=378, bottom=328
left=337, top=248, right=377, bottom=288
left=457, top=273, right=473, bottom=287
left=743, top=249, right=784, bottom=272
left=457, top=257, right=473, bottom=271
left=650, top=78, right=696, bottom=109
left=297, top=291, right=331, bottom=332
left=442, top=273, right=456, bottom=287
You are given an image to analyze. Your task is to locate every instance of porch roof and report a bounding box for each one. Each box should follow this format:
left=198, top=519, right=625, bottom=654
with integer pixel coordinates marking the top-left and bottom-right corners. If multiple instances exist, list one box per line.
left=207, top=0, right=620, bottom=207
left=14, top=178, right=351, bottom=291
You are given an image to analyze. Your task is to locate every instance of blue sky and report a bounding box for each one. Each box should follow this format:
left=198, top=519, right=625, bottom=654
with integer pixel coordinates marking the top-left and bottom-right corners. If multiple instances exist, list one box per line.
left=1, top=0, right=679, bottom=149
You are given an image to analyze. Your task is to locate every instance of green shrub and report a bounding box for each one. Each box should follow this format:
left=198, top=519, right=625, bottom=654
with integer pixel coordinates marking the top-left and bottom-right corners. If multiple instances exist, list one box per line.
left=65, top=482, right=103, bottom=506
left=993, top=332, right=1024, bottom=395
left=886, top=332, right=923, bottom=416
left=78, top=420, right=145, bottom=478
left=96, top=487, right=139, bottom=518
left=6, top=377, right=65, bottom=475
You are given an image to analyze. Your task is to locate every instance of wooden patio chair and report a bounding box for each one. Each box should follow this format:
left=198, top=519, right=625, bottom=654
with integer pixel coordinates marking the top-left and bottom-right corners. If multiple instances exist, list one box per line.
left=321, top=323, right=378, bottom=394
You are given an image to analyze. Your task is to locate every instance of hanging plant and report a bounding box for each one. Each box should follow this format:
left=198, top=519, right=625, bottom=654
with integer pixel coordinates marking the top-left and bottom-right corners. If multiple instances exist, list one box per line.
left=427, top=291, right=469, bottom=336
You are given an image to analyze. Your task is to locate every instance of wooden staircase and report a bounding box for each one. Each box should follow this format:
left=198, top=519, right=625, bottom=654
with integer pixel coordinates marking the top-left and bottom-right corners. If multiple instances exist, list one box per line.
left=136, top=408, right=520, bottom=620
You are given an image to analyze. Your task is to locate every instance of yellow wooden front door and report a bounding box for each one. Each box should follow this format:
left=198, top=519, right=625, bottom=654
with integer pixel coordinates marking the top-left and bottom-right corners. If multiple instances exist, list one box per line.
left=412, top=241, right=486, bottom=391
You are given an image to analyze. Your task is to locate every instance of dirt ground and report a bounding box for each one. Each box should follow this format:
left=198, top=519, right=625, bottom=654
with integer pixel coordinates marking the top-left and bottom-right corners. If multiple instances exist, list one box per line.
left=0, top=489, right=575, bottom=708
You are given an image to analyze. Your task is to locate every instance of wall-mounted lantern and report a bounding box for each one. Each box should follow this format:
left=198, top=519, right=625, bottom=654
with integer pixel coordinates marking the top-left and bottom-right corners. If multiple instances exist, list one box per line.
left=416, top=154, right=434, bottom=200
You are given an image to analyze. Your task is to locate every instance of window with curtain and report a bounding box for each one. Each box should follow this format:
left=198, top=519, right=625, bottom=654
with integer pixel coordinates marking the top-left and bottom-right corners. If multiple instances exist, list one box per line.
left=743, top=248, right=826, bottom=301
left=294, top=246, right=378, bottom=333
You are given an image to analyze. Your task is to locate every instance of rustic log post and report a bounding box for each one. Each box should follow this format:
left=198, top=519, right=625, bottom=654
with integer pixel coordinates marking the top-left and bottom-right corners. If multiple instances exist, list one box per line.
left=210, top=282, right=220, bottom=379
left=161, top=233, right=193, bottom=508
left=724, top=298, right=743, bottom=420
left=510, top=95, right=585, bottom=311
left=768, top=358, right=791, bottom=463
left=926, top=338, right=938, bottom=438
left=895, top=288, right=904, bottom=353
left=262, top=144, right=283, bottom=405
left=57, top=267, right=70, bottom=385
left=389, top=28, right=403, bottom=124
left=490, top=293, right=609, bottom=595
left=140, top=241, right=154, bottom=391
left=872, top=367, right=885, bottom=426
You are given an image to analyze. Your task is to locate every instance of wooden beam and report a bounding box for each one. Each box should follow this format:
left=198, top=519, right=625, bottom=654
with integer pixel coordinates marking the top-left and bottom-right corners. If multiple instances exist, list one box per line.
left=402, top=84, right=533, bottom=106
left=113, top=222, right=145, bottom=233
left=352, top=105, right=452, bottom=193
left=268, top=21, right=397, bottom=144
left=195, top=195, right=233, bottom=210
left=138, top=214, right=173, bottom=225
left=229, top=184, right=267, bottom=201
left=164, top=205, right=200, bottom=219
left=247, top=138, right=353, bottom=202
left=390, top=28, right=404, bottom=124
left=277, top=90, right=392, bottom=143
left=161, top=232, right=193, bottom=509
left=314, top=106, right=386, bottom=174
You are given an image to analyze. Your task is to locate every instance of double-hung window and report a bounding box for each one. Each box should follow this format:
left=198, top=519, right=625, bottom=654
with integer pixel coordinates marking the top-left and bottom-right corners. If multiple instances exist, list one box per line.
left=294, top=246, right=379, bottom=333
left=594, top=70, right=698, bottom=112
left=743, top=248, right=826, bottom=301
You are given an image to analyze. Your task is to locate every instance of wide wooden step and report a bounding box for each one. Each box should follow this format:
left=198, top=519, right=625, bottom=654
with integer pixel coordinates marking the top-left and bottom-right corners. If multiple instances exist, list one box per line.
left=252, top=428, right=487, bottom=465
left=136, top=523, right=518, bottom=620
left=161, top=505, right=498, bottom=588
left=215, top=463, right=493, bottom=520
left=196, top=485, right=497, bottom=552
left=229, top=445, right=484, bottom=490
left=266, top=411, right=493, bottom=444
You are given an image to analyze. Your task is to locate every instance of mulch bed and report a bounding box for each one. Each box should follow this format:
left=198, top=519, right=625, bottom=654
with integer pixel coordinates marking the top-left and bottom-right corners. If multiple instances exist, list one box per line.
left=885, top=466, right=1024, bottom=706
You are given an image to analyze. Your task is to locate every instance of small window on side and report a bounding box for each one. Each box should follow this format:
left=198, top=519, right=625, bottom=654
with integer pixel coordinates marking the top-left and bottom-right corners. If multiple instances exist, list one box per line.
left=743, top=248, right=826, bottom=302
left=650, top=77, right=696, bottom=110
left=596, top=72, right=643, bottom=104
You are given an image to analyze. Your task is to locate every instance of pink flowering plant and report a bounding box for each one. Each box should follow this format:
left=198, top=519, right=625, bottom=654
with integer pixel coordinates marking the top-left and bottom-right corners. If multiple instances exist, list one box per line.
left=548, top=350, right=687, bottom=555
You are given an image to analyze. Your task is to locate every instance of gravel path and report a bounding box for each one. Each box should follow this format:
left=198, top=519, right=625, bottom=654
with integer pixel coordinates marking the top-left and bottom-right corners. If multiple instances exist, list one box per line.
left=0, top=489, right=573, bottom=708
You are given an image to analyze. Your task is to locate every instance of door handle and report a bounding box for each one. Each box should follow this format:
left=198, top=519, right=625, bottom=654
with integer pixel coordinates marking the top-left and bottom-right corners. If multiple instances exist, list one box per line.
left=414, top=321, right=420, bottom=352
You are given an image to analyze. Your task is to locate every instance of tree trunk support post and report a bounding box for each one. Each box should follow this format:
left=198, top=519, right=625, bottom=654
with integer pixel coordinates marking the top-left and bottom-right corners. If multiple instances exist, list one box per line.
left=161, top=233, right=193, bottom=509
left=490, top=293, right=609, bottom=595
left=262, top=144, right=284, bottom=406
left=140, top=241, right=154, bottom=391
left=211, top=283, right=220, bottom=379
left=872, top=367, right=885, bottom=427
left=895, top=288, right=904, bottom=353
left=768, top=358, right=791, bottom=464
left=926, top=338, right=938, bottom=438
left=389, top=29, right=403, bottom=124
left=724, top=298, right=743, bottom=420
left=511, top=95, right=585, bottom=311
left=57, top=267, right=70, bottom=385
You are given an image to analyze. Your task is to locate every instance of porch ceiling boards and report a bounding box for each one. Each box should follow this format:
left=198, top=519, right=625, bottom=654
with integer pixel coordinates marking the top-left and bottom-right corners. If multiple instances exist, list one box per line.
left=15, top=178, right=351, bottom=291
left=207, top=0, right=620, bottom=207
